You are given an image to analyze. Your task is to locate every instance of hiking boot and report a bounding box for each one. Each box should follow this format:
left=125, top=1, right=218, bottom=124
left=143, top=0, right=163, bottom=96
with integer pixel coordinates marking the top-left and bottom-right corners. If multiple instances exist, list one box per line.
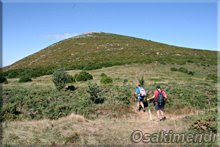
left=143, top=108, right=146, bottom=112
left=160, top=117, right=166, bottom=121
left=136, top=108, right=141, bottom=112
left=139, top=107, right=142, bottom=111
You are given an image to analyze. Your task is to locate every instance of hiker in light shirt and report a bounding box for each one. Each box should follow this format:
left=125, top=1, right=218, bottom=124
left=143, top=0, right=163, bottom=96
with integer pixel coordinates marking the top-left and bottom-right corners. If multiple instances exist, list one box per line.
left=135, top=82, right=147, bottom=112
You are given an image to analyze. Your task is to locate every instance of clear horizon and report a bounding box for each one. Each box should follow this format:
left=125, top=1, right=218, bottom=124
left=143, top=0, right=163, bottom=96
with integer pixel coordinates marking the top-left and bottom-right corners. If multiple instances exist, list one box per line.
left=3, top=2, right=217, bottom=67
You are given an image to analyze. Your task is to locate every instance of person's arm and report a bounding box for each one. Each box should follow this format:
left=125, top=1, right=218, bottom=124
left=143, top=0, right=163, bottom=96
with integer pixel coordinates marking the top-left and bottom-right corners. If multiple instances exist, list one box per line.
left=135, top=87, right=141, bottom=97
left=151, top=95, right=155, bottom=99
left=162, top=91, right=167, bottom=101
left=147, top=91, right=156, bottom=101
left=147, top=97, right=154, bottom=101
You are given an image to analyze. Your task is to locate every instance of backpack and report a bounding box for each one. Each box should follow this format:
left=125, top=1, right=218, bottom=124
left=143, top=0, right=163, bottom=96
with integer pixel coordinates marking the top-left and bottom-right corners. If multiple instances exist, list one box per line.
left=157, top=90, right=165, bottom=105
left=139, top=87, right=147, bottom=97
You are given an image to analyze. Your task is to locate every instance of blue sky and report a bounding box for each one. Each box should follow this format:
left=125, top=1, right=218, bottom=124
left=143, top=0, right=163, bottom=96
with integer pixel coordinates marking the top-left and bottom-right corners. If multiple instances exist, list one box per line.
left=3, top=2, right=217, bottom=67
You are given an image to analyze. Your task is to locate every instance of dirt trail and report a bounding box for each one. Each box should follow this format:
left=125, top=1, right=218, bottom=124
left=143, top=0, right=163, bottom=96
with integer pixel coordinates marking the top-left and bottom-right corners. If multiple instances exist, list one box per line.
left=3, top=106, right=202, bottom=145
left=124, top=106, right=198, bottom=132
left=89, top=106, right=201, bottom=145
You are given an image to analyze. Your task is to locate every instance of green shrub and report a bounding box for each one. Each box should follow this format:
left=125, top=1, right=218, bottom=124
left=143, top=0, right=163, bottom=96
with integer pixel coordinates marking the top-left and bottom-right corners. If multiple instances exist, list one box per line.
left=7, top=71, right=19, bottom=78
left=52, top=68, right=72, bottom=90
left=159, top=60, right=166, bottom=65
left=100, top=76, right=113, bottom=84
left=100, top=73, right=107, bottom=77
left=83, top=64, right=102, bottom=70
left=189, top=110, right=217, bottom=133
left=4, top=67, right=55, bottom=79
left=66, top=74, right=75, bottom=83
left=1, top=87, right=94, bottom=120
left=19, top=75, right=32, bottom=83
left=87, top=83, right=105, bottom=104
left=178, top=67, right=188, bottom=73
left=171, top=67, right=194, bottom=76
left=187, top=71, right=194, bottom=76
left=187, top=60, right=194, bottom=63
left=0, top=76, right=7, bottom=83
left=65, top=85, right=76, bottom=91
left=138, top=76, right=144, bottom=86
left=170, top=67, right=178, bottom=71
left=206, top=74, right=217, bottom=83
left=111, top=85, right=132, bottom=104
left=74, top=71, right=93, bottom=82
left=123, top=79, right=128, bottom=84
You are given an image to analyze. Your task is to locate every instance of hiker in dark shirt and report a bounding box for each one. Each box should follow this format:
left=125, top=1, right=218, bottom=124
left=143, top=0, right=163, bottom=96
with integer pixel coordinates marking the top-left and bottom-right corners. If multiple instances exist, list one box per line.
left=151, top=85, right=167, bottom=121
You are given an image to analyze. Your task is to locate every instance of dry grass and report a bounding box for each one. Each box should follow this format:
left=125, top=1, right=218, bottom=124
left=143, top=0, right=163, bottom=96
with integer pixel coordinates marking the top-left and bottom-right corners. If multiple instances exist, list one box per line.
left=3, top=105, right=200, bottom=146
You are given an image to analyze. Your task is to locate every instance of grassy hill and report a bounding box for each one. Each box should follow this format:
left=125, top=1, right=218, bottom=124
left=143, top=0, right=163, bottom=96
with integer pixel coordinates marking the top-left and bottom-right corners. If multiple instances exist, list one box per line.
left=3, top=32, right=217, bottom=78
left=1, top=32, right=218, bottom=145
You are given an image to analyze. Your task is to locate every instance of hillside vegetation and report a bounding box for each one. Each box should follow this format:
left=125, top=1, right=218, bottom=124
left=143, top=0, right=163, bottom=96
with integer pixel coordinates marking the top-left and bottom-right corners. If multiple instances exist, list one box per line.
left=1, top=32, right=218, bottom=145
left=2, top=32, right=217, bottom=78
left=2, top=63, right=217, bottom=145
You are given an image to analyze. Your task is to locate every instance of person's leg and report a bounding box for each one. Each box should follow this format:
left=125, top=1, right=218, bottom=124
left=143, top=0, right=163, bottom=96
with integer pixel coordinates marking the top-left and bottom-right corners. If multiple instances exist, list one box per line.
left=161, top=104, right=166, bottom=119
left=140, top=101, right=144, bottom=110
left=156, top=110, right=160, bottom=120
left=160, top=110, right=164, bottom=117
left=159, top=105, right=166, bottom=120
left=137, top=102, right=140, bottom=111
left=158, top=110, right=163, bottom=120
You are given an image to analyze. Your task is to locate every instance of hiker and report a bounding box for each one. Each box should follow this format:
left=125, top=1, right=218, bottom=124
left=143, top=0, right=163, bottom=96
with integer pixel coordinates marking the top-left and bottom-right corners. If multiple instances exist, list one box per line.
left=135, top=82, right=147, bottom=112
left=151, top=84, right=167, bottom=121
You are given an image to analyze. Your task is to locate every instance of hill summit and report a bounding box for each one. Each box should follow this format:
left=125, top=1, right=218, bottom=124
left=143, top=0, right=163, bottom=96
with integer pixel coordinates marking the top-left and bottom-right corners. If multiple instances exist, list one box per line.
left=5, top=32, right=216, bottom=74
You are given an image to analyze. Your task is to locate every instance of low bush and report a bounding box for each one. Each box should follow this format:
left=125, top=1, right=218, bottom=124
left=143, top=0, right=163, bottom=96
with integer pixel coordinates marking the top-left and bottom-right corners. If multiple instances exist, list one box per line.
left=170, top=67, right=194, bottom=76
left=52, top=68, right=73, bottom=90
left=178, top=67, right=188, bottom=73
left=66, top=74, right=75, bottom=83
left=138, top=76, right=144, bottom=86
left=189, top=110, right=217, bottom=133
left=65, top=85, right=76, bottom=91
left=206, top=74, right=217, bottom=83
left=165, top=83, right=217, bottom=111
left=87, top=83, right=105, bottom=104
left=7, top=71, right=18, bottom=78
left=110, top=85, right=132, bottom=104
left=187, top=60, right=194, bottom=63
left=123, top=79, right=128, bottom=84
left=74, top=71, right=93, bottom=82
left=100, top=76, right=113, bottom=84
left=1, top=80, right=217, bottom=121
left=188, top=71, right=194, bottom=76
left=0, top=76, right=7, bottom=83
left=100, top=73, right=107, bottom=77
left=1, top=87, right=94, bottom=120
left=170, top=67, right=178, bottom=71
left=19, top=75, right=32, bottom=83
left=4, top=67, right=55, bottom=79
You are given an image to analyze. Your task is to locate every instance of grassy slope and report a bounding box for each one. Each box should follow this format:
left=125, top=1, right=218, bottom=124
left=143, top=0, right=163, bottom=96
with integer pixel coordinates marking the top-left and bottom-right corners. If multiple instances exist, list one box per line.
left=2, top=32, right=217, bottom=145
left=3, top=108, right=205, bottom=145
left=2, top=63, right=217, bottom=145
left=5, top=32, right=217, bottom=72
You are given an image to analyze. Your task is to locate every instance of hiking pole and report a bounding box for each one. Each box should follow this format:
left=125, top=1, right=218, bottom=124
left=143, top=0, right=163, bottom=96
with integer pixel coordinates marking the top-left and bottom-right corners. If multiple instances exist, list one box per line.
left=147, top=98, right=153, bottom=121
left=148, top=108, right=152, bottom=121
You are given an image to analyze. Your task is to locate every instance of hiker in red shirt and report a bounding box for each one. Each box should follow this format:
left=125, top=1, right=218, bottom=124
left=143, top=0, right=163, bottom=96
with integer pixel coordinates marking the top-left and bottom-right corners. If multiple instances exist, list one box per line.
left=151, top=84, right=167, bottom=121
